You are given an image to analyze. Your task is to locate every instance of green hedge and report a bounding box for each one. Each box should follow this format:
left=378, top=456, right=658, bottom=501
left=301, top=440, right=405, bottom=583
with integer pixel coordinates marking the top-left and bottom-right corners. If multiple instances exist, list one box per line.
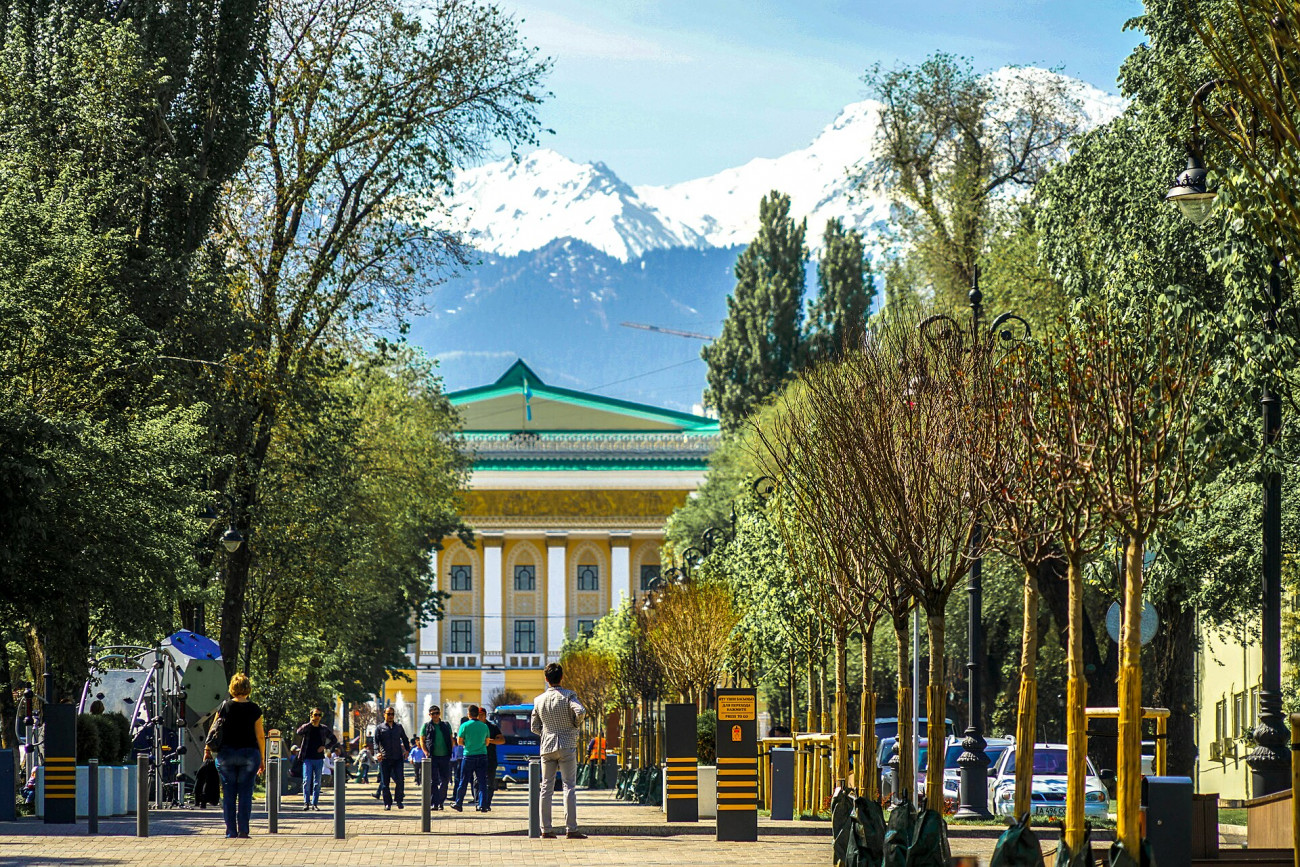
left=697, top=710, right=716, bottom=765
left=76, top=713, right=133, bottom=765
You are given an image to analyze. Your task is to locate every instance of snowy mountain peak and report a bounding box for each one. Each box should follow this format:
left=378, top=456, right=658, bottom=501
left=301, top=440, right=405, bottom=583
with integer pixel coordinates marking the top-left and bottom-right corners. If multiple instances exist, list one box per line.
left=450, top=68, right=1124, bottom=262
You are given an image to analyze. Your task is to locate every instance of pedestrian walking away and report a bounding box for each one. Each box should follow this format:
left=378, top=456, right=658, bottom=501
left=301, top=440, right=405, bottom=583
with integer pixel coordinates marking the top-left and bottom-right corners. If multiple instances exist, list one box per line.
left=476, top=706, right=506, bottom=810
left=419, top=706, right=454, bottom=810
left=374, top=707, right=410, bottom=810
left=531, top=663, right=587, bottom=839
left=409, top=742, right=426, bottom=785
left=204, top=672, right=266, bottom=839
left=295, top=708, right=340, bottom=811
left=451, top=705, right=491, bottom=812
left=355, top=745, right=372, bottom=784
left=450, top=723, right=465, bottom=796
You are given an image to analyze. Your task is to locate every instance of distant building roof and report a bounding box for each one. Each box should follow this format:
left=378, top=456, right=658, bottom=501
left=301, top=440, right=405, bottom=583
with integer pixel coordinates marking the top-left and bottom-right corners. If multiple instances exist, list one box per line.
left=448, top=359, right=719, bottom=470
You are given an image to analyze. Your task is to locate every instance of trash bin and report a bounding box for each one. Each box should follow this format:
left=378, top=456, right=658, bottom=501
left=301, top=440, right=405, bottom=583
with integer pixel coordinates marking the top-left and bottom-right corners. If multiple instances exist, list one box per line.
left=1141, top=775, right=1192, bottom=867
left=0, top=751, right=13, bottom=821
left=769, top=748, right=794, bottom=821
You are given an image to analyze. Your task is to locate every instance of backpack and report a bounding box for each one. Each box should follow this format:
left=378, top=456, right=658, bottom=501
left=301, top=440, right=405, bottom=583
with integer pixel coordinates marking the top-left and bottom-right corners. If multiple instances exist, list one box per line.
left=204, top=701, right=229, bottom=752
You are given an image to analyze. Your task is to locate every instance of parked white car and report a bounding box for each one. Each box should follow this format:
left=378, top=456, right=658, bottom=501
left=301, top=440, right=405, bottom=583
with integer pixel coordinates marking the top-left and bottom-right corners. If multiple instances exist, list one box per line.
left=941, top=736, right=1014, bottom=808
left=988, top=742, right=1110, bottom=820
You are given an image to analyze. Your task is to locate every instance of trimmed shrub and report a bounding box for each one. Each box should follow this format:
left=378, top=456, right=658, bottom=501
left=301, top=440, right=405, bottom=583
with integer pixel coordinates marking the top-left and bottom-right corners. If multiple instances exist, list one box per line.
left=99, top=713, right=132, bottom=764
left=75, top=714, right=102, bottom=765
left=696, top=710, right=716, bottom=765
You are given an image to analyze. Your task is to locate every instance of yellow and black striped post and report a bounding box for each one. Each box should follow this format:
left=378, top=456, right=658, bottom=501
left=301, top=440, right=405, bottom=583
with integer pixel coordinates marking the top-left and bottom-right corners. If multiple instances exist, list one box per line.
left=665, top=703, right=698, bottom=822
left=716, top=688, right=757, bottom=842
left=42, top=705, right=76, bottom=824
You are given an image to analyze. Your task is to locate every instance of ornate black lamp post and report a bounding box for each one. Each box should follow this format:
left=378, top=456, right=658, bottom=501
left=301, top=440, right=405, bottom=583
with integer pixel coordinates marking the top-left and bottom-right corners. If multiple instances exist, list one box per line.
left=1166, top=79, right=1290, bottom=796
left=920, top=268, right=1029, bottom=819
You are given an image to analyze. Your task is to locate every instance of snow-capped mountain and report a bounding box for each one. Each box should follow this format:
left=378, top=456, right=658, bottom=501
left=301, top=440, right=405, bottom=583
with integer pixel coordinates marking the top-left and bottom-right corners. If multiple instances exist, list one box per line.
left=448, top=69, right=1126, bottom=262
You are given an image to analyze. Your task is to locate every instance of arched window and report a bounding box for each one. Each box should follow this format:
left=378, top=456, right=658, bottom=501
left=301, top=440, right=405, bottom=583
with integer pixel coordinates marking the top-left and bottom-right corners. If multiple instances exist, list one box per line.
left=577, top=563, right=599, bottom=592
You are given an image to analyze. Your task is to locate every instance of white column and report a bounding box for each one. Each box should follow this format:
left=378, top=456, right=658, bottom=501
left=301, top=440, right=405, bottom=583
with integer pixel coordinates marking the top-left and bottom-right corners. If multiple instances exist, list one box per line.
left=610, top=533, right=632, bottom=608
left=483, top=535, right=504, bottom=656
left=481, top=670, right=506, bottom=710
left=418, top=548, right=441, bottom=664
left=417, top=670, right=442, bottom=714
left=546, top=533, right=568, bottom=655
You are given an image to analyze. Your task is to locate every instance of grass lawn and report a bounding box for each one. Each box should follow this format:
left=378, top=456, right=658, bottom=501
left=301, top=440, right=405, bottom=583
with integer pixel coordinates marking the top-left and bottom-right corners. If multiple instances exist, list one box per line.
left=1219, top=808, right=1247, bottom=826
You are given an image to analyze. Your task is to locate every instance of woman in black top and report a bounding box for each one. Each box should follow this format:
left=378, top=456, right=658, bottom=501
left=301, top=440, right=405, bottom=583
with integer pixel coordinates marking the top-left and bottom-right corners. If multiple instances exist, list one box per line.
left=204, top=672, right=266, bottom=838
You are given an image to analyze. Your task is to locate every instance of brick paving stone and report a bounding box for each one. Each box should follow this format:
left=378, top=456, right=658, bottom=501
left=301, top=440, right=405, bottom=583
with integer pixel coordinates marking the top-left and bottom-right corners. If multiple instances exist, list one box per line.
left=0, top=776, right=1060, bottom=865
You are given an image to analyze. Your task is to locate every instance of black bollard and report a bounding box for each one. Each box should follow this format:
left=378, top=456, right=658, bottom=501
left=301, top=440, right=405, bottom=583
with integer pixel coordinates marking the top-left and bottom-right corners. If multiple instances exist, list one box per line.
left=421, top=757, right=432, bottom=832
left=528, top=757, right=541, bottom=838
left=135, top=758, right=149, bottom=838
left=87, top=758, right=98, bottom=834
left=268, top=758, right=279, bottom=834
left=333, top=755, right=346, bottom=839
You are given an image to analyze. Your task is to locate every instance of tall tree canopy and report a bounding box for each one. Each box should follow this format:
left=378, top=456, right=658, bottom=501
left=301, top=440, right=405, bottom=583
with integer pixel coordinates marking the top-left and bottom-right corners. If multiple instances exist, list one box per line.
left=862, top=52, right=1085, bottom=310
left=804, top=218, right=875, bottom=361
left=702, top=191, right=807, bottom=433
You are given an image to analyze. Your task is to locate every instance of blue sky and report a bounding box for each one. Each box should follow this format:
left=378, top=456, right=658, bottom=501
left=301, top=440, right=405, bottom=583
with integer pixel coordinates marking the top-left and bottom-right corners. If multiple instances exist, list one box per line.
left=502, top=0, right=1146, bottom=186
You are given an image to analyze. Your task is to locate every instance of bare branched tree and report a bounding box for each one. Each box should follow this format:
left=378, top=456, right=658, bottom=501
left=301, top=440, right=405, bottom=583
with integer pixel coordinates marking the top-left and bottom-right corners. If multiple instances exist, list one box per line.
left=755, top=367, right=888, bottom=793
left=1062, top=296, right=1217, bottom=853
left=644, top=582, right=738, bottom=707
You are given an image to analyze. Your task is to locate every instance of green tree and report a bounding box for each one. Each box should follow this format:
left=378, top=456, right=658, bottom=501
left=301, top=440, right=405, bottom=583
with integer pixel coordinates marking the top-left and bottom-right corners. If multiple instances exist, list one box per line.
left=861, top=53, right=1085, bottom=310
left=0, top=0, right=260, bottom=709
left=238, top=346, right=470, bottom=729
left=804, top=218, right=875, bottom=361
left=702, top=191, right=807, bottom=432
left=210, top=0, right=549, bottom=672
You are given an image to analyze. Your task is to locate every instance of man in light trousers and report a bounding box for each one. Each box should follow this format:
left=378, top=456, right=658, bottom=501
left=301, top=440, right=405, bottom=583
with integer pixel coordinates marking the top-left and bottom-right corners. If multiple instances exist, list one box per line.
left=530, top=662, right=587, bottom=839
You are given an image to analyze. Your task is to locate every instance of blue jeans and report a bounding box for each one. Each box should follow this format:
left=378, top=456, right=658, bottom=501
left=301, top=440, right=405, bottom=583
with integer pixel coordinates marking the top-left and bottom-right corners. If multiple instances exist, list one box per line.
left=453, top=754, right=488, bottom=809
left=216, top=747, right=260, bottom=837
left=302, top=758, right=324, bottom=806
left=429, top=755, right=452, bottom=807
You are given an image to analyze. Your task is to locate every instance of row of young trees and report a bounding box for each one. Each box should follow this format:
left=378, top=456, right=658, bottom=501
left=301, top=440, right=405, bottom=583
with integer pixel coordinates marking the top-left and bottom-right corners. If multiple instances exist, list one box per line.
left=0, top=0, right=549, bottom=737
left=753, top=292, right=1218, bottom=850
left=672, top=0, right=1300, bottom=856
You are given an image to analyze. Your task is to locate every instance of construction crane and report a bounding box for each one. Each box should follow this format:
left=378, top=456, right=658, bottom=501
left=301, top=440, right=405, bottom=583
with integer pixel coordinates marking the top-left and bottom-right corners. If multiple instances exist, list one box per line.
left=620, top=321, right=716, bottom=341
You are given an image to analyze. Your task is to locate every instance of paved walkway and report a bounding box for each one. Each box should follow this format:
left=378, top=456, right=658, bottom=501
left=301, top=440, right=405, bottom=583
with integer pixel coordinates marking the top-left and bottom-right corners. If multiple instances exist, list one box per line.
left=0, top=778, right=1052, bottom=865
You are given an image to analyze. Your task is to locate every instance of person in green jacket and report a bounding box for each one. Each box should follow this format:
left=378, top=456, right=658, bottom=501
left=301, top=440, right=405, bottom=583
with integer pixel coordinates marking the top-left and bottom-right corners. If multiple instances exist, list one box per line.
left=451, top=704, right=490, bottom=812
left=419, top=706, right=454, bottom=810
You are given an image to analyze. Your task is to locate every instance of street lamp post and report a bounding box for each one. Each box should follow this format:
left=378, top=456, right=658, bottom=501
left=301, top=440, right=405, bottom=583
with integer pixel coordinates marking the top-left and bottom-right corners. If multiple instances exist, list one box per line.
left=920, top=267, right=1027, bottom=819
left=1166, top=79, right=1291, bottom=796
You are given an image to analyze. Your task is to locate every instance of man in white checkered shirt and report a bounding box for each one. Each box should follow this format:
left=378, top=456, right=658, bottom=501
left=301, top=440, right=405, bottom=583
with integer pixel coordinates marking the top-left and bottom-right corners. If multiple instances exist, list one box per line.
left=530, top=662, right=587, bottom=839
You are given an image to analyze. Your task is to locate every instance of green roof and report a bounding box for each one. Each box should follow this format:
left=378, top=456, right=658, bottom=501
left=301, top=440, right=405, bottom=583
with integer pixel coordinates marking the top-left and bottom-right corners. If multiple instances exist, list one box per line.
left=449, top=359, right=720, bottom=435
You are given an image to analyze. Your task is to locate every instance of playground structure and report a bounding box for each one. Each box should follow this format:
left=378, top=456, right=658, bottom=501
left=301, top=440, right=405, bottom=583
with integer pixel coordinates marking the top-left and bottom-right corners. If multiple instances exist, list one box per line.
left=76, top=631, right=226, bottom=807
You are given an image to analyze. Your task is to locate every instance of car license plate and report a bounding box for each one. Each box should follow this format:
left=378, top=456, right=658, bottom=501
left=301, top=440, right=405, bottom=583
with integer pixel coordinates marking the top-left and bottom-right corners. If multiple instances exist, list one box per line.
left=1038, top=806, right=1065, bottom=817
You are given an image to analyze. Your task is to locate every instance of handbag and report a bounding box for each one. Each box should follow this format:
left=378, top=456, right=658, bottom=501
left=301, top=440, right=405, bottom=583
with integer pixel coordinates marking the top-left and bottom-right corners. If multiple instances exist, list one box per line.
left=204, top=701, right=228, bottom=752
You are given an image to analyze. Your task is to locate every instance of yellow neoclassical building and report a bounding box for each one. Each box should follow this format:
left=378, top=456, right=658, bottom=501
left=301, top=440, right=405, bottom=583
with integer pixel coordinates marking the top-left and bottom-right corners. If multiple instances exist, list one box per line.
left=382, top=360, right=720, bottom=718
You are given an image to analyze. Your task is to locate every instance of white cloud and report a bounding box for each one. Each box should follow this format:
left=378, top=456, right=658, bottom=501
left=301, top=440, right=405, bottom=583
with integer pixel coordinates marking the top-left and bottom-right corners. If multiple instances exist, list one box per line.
left=512, top=7, right=690, bottom=62
left=435, top=350, right=518, bottom=362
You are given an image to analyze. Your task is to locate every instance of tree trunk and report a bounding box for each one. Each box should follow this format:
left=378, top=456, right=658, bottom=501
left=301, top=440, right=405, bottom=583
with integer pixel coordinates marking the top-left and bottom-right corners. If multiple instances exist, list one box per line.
left=819, top=622, right=831, bottom=733
left=1013, top=562, right=1042, bottom=818
left=893, top=614, right=913, bottom=802
left=925, top=611, right=946, bottom=812
left=861, top=627, right=877, bottom=799
left=806, top=644, right=817, bottom=732
left=1038, top=554, right=1118, bottom=770
left=834, top=622, right=849, bottom=787
left=789, top=646, right=797, bottom=731
left=218, top=415, right=274, bottom=676
left=1065, top=551, right=1088, bottom=853
left=1116, top=536, right=1145, bottom=853
left=22, top=626, right=43, bottom=694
